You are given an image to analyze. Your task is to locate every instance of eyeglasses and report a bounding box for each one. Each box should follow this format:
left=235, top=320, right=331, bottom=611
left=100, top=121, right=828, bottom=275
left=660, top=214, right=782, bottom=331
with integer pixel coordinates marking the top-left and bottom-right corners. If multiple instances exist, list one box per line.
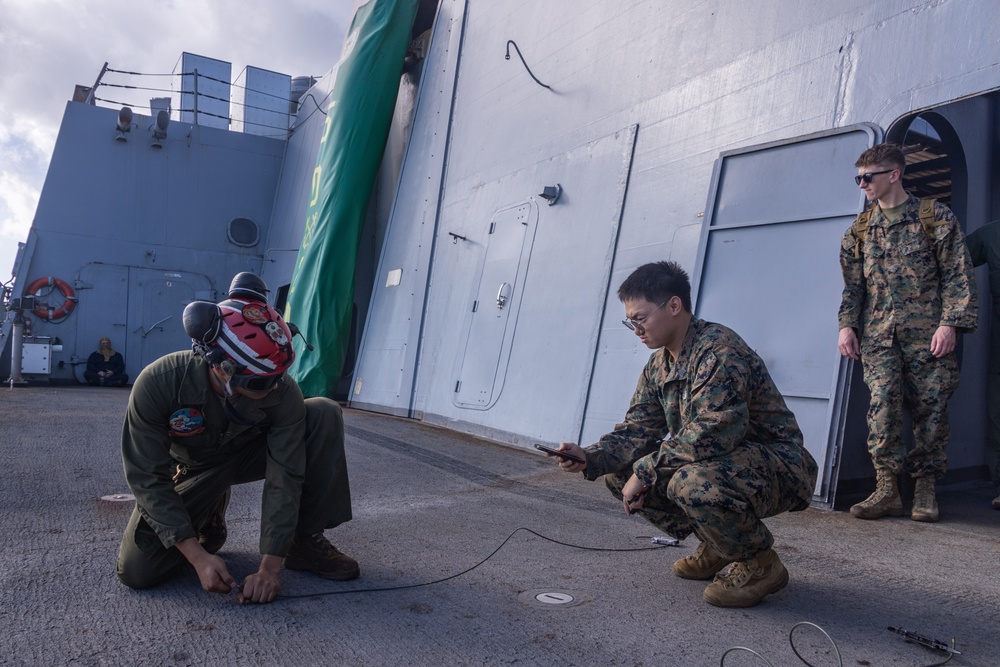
left=622, top=301, right=666, bottom=332
left=229, top=372, right=284, bottom=392
left=854, top=169, right=894, bottom=185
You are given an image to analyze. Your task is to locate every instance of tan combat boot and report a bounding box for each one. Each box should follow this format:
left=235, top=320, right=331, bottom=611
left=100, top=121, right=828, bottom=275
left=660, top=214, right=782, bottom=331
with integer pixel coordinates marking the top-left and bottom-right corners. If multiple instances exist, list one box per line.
left=702, top=548, right=789, bottom=608
left=850, top=468, right=903, bottom=519
left=672, top=541, right=731, bottom=580
left=911, top=476, right=940, bottom=522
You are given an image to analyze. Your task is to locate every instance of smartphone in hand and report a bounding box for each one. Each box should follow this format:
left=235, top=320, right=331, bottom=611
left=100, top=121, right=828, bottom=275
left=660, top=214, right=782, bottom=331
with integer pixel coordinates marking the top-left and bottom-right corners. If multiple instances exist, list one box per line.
left=534, top=443, right=585, bottom=465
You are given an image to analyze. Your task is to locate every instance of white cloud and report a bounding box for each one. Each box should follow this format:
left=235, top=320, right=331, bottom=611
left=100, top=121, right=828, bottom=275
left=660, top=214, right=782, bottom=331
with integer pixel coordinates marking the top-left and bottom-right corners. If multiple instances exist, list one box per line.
left=0, top=169, right=40, bottom=236
left=0, top=0, right=352, bottom=278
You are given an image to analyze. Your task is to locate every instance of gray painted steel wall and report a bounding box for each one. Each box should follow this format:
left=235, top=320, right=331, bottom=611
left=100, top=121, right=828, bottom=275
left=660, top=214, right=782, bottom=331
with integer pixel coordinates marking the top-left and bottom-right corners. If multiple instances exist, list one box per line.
left=350, top=0, right=1000, bottom=486
left=9, top=102, right=285, bottom=385
left=8, top=1, right=998, bottom=497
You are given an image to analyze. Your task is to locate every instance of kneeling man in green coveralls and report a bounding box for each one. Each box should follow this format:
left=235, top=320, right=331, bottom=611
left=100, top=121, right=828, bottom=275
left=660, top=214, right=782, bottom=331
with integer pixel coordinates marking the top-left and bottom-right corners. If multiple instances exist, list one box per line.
left=116, top=273, right=358, bottom=604
left=549, top=261, right=817, bottom=608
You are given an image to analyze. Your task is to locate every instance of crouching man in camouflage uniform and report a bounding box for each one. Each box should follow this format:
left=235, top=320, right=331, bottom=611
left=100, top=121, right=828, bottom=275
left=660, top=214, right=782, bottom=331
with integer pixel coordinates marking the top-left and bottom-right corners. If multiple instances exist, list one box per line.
left=839, top=144, right=978, bottom=522
left=548, top=261, right=817, bottom=608
left=116, top=273, right=358, bottom=603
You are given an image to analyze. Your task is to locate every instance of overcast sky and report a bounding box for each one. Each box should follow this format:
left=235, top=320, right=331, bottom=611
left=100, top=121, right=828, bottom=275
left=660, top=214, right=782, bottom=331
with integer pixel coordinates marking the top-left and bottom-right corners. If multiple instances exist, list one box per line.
left=0, top=0, right=354, bottom=284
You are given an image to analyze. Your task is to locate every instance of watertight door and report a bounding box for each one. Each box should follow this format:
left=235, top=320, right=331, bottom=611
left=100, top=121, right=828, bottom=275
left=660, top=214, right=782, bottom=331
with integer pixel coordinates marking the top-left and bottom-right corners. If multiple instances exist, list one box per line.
left=128, top=269, right=212, bottom=371
left=693, top=124, right=880, bottom=507
left=453, top=202, right=536, bottom=408
left=76, top=263, right=130, bottom=381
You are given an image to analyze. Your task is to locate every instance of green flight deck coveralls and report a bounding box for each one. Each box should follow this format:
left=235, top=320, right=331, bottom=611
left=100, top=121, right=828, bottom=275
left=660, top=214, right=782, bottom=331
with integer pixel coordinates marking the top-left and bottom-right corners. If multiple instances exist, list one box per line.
left=116, top=351, right=352, bottom=588
left=839, top=195, right=978, bottom=480
left=583, top=317, right=818, bottom=562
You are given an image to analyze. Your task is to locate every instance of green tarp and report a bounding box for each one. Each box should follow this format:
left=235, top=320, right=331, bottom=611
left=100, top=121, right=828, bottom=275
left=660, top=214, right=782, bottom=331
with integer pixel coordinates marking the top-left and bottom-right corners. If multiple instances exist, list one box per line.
left=286, top=0, right=418, bottom=397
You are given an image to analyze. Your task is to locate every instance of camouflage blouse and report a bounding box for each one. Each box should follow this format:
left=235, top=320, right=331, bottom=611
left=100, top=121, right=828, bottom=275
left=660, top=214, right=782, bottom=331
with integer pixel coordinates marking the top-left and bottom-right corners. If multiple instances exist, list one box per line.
left=584, top=318, right=806, bottom=490
left=839, top=195, right=978, bottom=346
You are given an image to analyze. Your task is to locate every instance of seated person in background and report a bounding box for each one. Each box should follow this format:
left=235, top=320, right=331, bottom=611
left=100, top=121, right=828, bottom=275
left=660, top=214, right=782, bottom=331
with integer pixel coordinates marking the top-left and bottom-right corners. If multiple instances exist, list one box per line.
left=85, top=336, right=128, bottom=386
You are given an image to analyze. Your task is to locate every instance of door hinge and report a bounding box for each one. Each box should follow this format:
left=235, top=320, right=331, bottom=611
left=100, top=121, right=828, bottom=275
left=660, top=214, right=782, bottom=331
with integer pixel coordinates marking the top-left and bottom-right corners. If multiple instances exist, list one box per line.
left=489, top=222, right=496, bottom=234
left=454, top=380, right=461, bottom=392
left=472, top=300, right=478, bottom=312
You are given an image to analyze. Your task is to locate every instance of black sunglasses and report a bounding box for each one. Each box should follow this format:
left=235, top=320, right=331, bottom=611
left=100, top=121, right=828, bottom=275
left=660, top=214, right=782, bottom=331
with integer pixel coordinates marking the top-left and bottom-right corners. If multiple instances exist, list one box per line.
left=229, top=373, right=283, bottom=392
left=854, top=169, right=894, bottom=185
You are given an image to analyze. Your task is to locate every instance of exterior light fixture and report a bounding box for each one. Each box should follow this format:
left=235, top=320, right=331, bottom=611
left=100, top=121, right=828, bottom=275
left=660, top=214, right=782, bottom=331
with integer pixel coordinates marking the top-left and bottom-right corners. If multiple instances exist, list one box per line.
left=151, top=109, right=169, bottom=148
left=115, top=106, right=133, bottom=142
left=539, top=184, right=562, bottom=206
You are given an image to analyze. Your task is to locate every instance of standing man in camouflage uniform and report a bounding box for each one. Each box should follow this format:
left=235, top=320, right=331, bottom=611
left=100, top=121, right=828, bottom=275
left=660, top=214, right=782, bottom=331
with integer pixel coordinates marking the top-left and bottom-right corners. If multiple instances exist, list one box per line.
left=548, top=261, right=817, bottom=608
left=838, top=143, right=978, bottom=522
left=962, top=220, right=1000, bottom=510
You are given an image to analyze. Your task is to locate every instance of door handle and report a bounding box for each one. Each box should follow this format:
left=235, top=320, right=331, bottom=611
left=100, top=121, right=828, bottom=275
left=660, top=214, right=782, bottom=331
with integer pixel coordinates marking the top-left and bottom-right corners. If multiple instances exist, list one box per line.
left=496, top=283, right=508, bottom=309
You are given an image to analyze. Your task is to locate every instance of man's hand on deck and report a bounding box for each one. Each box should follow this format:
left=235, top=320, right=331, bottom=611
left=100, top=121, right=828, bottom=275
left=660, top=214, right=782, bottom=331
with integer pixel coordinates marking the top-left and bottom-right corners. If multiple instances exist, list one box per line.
left=177, top=537, right=237, bottom=595
left=237, top=555, right=283, bottom=604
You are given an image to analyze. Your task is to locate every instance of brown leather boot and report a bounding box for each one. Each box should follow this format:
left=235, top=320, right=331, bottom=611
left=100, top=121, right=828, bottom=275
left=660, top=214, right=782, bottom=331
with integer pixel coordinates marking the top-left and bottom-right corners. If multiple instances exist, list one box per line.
left=672, top=541, right=730, bottom=580
left=702, top=548, right=788, bottom=608
left=911, top=476, right=939, bottom=522
left=850, top=468, right=903, bottom=519
left=285, top=533, right=360, bottom=581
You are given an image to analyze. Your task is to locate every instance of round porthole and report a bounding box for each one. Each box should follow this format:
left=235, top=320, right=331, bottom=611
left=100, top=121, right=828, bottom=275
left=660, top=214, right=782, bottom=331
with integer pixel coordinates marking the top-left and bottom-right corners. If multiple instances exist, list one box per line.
left=227, top=217, right=260, bottom=247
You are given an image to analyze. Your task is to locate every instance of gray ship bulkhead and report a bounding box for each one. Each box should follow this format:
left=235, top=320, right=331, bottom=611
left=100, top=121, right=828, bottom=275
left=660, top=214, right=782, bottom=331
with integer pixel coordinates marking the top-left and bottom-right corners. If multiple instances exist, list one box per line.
left=348, top=0, right=1000, bottom=504
left=5, top=0, right=1000, bottom=507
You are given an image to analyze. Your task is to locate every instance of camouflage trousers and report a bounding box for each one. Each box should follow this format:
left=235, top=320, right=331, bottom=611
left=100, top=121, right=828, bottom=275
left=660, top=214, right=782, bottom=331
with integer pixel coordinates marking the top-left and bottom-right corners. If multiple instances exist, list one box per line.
left=605, top=441, right=815, bottom=561
left=860, top=336, right=958, bottom=479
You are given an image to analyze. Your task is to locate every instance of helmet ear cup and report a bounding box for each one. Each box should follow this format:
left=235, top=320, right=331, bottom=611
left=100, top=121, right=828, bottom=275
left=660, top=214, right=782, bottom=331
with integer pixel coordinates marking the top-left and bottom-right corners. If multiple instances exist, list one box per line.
left=183, top=301, right=222, bottom=343
left=186, top=302, right=237, bottom=372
